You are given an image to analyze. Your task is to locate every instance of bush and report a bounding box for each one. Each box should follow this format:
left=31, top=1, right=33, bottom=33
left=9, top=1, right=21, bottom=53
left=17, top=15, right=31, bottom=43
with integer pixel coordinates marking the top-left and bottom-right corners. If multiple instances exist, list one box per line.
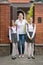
left=26, top=3, right=34, bottom=23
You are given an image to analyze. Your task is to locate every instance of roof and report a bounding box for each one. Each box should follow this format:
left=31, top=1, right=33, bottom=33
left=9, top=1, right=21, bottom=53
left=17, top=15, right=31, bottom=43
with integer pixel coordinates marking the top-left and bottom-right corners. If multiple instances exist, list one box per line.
left=9, top=0, right=31, bottom=3
left=0, top=0, right=8, bottom=2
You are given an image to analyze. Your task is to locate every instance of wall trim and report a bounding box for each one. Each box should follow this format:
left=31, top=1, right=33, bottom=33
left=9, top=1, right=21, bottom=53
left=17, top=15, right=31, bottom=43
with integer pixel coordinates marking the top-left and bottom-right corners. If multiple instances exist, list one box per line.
left=0, top=44, right=10, bottom=46
left=35, top=44, right=43, bottom=46
left=0, top=43, right=43, bottom=46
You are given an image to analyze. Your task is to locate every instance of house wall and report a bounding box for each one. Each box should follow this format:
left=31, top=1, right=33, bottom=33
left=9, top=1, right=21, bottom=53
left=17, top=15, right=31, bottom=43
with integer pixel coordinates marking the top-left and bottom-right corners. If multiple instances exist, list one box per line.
left=34, top=3, right=43, bottom=44
left=0, top=4, right=10, bottom=44
left=0, top=3, right=43, bottom=44
left=0, top=3, right=43, bottom=56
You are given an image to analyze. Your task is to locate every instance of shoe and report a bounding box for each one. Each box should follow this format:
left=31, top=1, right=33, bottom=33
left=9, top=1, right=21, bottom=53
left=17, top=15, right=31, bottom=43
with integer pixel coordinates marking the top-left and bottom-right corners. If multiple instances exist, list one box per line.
left=19, top=55, right=21, bottom=58
left=22, top=55, right=24, bottom=58
left=31, top=56, right=35, bottom=59
left=12, top=57, right=16, bottom=60
left=28, top=57, right=31, bottom=59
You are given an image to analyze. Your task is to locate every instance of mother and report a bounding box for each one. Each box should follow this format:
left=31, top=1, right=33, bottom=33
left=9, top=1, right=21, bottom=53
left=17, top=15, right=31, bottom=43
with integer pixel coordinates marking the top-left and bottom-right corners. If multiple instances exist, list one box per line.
left=15, top=12, right=27, bottom=58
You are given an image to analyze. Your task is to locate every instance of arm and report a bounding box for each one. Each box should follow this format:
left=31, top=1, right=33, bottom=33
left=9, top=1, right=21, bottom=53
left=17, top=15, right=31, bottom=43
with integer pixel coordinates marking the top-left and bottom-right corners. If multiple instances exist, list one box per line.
left=9, top=27, right=11, bottom=41
left=32, top=24, right=36, bottom=39
left=26, top=24, right=30, bottom=39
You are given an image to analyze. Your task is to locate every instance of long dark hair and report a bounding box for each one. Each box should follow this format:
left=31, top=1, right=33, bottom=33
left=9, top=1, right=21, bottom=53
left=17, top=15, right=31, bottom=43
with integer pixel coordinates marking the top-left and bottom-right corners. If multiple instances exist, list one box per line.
left=17, top=11, right=24, bottom=19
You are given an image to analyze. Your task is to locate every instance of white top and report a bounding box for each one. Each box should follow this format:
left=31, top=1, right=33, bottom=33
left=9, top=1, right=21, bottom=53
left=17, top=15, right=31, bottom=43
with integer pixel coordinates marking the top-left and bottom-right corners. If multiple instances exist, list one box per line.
left=26, top=23, right=36, bottom=39
left=11, top=26, right=17, bottom=33
left=28, top=24, right=34, bottom=32
left=9, top=26, right=17, bottom=40
left=15, top=19, right=27, bottom=34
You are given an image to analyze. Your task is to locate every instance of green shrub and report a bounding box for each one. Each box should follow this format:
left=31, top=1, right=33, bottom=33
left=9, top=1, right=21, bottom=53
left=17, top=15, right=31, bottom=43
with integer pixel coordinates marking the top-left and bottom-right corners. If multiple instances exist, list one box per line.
left=26, top=3, right=34, bottom=23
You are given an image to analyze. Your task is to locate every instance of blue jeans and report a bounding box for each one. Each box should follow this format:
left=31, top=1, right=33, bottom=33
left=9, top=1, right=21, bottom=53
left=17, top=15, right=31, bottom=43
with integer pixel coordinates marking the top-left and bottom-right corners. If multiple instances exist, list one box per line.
left=18, top=34, right=25, bottom=55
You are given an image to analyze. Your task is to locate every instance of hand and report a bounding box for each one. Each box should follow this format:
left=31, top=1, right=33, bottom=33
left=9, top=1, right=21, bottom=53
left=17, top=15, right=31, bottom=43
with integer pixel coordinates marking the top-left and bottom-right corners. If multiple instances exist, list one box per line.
left=10, top=40, right=12, bottom=43
left=30, top=37, right=32, bottom=40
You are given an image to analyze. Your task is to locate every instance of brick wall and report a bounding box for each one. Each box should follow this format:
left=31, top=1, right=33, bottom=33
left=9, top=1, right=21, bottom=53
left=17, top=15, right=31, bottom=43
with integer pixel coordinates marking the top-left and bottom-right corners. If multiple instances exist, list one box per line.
left=0, top=3, right=43, bottom=44
left=9, top=0, right=31, bottom=3
left=0, top=4, right=10, bottom=44
left=34, top=3, right=43, bottom=44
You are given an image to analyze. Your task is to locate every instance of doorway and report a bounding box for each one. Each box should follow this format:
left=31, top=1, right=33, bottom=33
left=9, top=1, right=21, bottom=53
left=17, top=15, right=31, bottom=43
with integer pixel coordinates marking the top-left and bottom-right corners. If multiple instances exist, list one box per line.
left=10, top=4, right=31, bottom=54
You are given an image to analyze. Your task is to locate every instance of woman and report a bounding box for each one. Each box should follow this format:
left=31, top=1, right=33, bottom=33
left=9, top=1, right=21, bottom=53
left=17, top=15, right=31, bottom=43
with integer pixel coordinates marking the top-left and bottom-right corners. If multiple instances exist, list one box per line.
left=15, top=12, right=27, bottom=58
left=26, top=17, right=36, bottom=59
left=9, top=20, right=17, bottom=60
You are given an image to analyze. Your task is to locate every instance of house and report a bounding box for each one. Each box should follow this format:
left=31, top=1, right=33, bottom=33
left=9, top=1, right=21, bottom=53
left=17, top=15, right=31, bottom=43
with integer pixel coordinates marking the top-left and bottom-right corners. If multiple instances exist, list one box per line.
left=0, top=0, right=43, bottom=56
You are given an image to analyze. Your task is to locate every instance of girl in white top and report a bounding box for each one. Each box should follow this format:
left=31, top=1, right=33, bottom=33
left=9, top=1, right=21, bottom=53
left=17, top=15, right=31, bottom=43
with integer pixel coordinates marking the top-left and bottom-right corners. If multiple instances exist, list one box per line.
left=26, top=17, right=36, bottom=59
left=9, top=20, right=17, bottom=60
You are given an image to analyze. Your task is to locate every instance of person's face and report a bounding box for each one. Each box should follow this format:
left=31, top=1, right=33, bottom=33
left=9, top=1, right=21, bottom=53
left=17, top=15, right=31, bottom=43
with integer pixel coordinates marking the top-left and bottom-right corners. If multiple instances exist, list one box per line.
left=18, top=13, right=23, bottom=20
left=30, top=17, right=33, bottom=24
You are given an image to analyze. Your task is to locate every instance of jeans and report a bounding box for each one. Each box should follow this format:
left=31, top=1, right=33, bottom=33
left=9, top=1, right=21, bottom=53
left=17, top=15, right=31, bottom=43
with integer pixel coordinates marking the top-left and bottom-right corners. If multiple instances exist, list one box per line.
left=18, top=34, right=25, bottom=55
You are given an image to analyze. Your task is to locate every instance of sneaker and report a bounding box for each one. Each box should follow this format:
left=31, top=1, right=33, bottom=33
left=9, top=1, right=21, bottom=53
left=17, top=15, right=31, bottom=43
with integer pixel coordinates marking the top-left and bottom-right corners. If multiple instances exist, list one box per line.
left=31, top=56, right=35, bottom=59
left=19, top=55, right=21, bottom=58
left=22, top=55, right=24, bottom=58
left=12, top=57, right=16, bottom=60
left=28, top=57, right=31, bottom=59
